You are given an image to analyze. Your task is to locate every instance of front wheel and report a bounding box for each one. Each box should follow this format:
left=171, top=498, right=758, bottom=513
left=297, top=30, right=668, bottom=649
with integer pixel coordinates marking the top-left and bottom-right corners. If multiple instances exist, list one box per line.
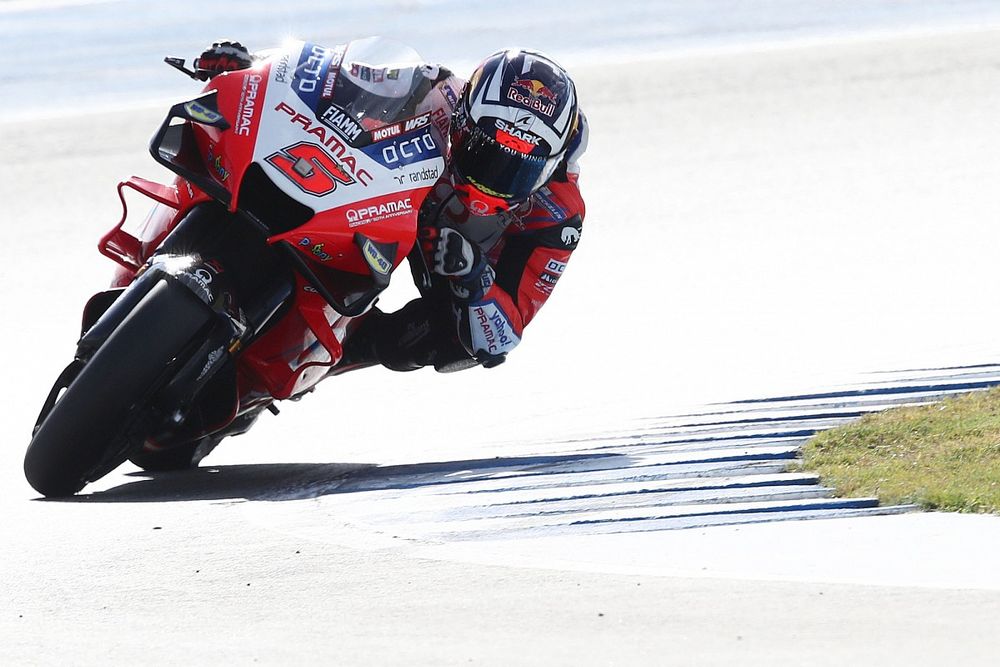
left=23, top=280, right=213, bottom=497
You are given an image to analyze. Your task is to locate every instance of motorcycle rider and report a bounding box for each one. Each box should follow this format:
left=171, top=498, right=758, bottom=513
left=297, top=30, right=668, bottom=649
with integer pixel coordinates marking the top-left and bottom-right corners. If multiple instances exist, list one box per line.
left=196, top=40, right=588, bottom=372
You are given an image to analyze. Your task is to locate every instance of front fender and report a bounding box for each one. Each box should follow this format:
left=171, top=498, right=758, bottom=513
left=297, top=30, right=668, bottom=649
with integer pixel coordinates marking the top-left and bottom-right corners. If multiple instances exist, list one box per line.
left=77, top=258, right=234, bottom=362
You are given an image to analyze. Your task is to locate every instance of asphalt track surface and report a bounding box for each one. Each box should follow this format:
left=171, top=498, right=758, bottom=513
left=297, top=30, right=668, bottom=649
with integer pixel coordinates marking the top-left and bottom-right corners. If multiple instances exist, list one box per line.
left=3, top=29, right=1000, bottom=666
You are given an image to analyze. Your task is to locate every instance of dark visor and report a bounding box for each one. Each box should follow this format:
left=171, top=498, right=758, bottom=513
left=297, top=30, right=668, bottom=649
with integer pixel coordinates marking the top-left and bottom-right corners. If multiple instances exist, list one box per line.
left=451, top=123, right=559, bottom=202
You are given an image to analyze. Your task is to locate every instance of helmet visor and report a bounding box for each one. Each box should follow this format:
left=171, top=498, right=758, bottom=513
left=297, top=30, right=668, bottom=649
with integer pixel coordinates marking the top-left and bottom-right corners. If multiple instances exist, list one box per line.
left=451, top=123, right=559, bottom=203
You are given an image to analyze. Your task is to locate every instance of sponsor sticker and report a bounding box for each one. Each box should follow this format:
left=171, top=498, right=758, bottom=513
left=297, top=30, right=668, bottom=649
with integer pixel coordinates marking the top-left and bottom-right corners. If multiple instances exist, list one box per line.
left=508, top=78, right=557, bottom=117
left=319, top=46, right=345, bottom=99
left=273, top=52, right=291, bottom=84
left=534, top=189, right=568, bottom=220
left=206, top=144, right=231, bottom=183
left=196, top=346, right=226, bottom=381
left=561, top=226, right=581, bottom=246
left=184, top=101, right=223, bottom=125
left=273, top=102, right=373, bottom=186
left=321, top=70, right=337, bottom=99
left=494, top=118, right=542, bottom=154
left=390, top=164, right=442, bottom=187
left=533, top=279, right=554, bottom=295
left=294, top=43, right=331, bottom=93
left=362, top=239, right=393, bottom=275
left=513, top=78, right=559, bottom=103
left=430, top=107, right=451, bottom=135
left=346, top=197, right=413, bottom=228
left=320, top=104, right=365, bottom=144
left=369, top=112, right=430, bottom=143
left=441, top=82, right=459, bottom=107
left=298, top=237, right=333, bottom=261
left=480, top=265, right=496, bottom=291
left=361, top=127, right=440, bottom=168
left=545, top=259, right=567, bottom=274
left=234, top=73, right=263, bottom=137
left=292, top=43, right=335, bottom=109
left=469, top=300, right=521, bottom=355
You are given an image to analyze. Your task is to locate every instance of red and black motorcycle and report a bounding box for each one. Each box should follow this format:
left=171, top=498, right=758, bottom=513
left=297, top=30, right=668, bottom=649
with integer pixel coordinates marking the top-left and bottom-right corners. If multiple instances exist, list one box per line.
left=24, top=38, right=447, bottom=496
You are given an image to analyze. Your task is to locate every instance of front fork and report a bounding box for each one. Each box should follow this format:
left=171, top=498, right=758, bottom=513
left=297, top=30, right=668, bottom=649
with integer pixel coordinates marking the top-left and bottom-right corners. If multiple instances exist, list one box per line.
left=74, top=203, right=295, bottom=436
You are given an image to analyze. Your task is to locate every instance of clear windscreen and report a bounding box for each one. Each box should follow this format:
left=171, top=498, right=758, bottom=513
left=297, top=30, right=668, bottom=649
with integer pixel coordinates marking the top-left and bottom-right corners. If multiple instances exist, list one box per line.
left=286, top=36, right=436, bottom=140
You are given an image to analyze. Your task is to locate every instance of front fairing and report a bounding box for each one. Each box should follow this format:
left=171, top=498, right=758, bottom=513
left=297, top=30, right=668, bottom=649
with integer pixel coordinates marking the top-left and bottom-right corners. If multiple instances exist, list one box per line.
left=151, top=37, right=446, bottom=312
left=140, top=38, right=450, bottom=399
left=214, top=37, right=444, bottom=266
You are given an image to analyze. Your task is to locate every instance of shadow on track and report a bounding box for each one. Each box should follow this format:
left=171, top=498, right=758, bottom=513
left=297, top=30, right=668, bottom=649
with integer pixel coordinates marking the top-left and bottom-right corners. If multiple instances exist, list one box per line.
left=47, top=453, right=618, bottom=503
left=53, top=463, right=371, bottom=503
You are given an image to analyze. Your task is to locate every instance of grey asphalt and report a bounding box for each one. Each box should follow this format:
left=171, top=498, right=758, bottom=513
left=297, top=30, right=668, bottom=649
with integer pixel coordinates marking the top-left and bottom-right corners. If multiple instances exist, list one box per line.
left=3, top=28, right=1000, bottom=666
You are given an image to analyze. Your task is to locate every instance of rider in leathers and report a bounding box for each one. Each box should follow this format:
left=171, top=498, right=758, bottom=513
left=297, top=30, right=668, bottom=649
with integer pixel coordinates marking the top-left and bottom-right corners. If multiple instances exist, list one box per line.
left=197, top=41, right=588, bottom=373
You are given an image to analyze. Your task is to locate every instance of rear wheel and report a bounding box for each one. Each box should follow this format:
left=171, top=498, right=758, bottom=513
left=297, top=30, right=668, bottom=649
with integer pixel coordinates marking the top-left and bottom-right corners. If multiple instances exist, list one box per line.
left=23, top=280, right=213, bottom=497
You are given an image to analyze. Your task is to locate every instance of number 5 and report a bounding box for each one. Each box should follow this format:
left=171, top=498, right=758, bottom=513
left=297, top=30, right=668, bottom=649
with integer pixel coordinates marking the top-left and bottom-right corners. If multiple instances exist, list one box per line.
left=265, top=142, right=355, bottom=196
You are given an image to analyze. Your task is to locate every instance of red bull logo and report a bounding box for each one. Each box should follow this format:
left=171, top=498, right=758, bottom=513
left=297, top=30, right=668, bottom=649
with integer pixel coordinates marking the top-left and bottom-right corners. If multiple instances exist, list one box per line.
left=512, top=78, right=559, bottom=104
left=507, top=78, right=557, bottom=117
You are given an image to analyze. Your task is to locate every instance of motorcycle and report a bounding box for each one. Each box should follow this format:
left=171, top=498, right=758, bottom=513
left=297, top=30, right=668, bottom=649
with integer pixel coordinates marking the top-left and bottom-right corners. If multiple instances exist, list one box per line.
left=23, top=37, right=447, bottom=497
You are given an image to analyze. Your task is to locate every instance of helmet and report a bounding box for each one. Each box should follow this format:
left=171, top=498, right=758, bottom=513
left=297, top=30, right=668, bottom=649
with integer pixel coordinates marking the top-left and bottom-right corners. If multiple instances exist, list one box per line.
left=450, top=48, right=579, bottom=214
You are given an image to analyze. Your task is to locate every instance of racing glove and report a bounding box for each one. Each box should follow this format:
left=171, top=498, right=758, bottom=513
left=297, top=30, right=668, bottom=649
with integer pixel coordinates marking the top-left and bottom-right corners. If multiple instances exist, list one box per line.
left=421, top=227, right=491, bottom=301
left=194, top=41, right=252, bottom=80
left=430, top=227, right=481, bottom=277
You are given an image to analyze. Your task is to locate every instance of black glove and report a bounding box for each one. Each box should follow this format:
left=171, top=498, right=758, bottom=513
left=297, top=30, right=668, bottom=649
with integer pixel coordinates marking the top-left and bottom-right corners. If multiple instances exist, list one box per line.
left=429, top=227, right=482, bottom=277
left=194, top=41, right=252, bottom=80
left=420, top=226, right=491, bottom=301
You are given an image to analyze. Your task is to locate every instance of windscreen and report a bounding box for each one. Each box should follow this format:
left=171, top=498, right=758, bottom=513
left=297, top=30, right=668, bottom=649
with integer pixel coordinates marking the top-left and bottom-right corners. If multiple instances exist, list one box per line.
left=283, top=36, right=436, bottom=144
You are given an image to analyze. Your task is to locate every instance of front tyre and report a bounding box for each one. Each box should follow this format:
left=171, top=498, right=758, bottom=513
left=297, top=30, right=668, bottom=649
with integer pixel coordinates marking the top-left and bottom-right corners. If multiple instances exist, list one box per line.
left=23, top=280, right=213, bottom=497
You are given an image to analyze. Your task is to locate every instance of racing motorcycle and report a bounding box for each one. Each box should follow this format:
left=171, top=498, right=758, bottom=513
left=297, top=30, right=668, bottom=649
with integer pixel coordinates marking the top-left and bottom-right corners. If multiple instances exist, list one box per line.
left=23, top=38, right=447, bottom=497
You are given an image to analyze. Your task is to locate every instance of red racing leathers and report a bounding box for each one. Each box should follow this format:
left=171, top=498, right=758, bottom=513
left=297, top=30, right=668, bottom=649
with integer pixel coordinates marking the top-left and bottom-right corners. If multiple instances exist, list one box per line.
left=350, top=67, right=589, bottom=371
left=418, top=153, right=587, bottom=365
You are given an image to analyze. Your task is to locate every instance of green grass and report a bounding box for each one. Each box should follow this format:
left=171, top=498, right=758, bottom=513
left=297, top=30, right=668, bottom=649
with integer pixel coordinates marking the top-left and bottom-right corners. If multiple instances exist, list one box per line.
left=799, top=387, right=1000, bottom=513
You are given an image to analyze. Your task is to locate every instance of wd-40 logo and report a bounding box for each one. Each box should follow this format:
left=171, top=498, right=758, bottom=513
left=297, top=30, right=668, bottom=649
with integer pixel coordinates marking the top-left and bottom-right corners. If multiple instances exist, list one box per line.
left=361, top=125, right=440, bottom=168
left=184, top=101, right=223, bottom=125
left=362, top=239, right=392, bottom=275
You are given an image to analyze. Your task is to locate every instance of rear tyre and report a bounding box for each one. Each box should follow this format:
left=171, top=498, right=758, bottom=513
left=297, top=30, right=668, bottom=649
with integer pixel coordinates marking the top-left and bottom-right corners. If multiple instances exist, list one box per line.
left=23, top=281, right=212, bottom=497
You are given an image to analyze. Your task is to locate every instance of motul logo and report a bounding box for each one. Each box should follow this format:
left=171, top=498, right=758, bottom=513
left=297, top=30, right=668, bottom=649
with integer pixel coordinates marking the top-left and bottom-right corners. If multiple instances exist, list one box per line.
left=370, top=113, right=431, bottom=142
